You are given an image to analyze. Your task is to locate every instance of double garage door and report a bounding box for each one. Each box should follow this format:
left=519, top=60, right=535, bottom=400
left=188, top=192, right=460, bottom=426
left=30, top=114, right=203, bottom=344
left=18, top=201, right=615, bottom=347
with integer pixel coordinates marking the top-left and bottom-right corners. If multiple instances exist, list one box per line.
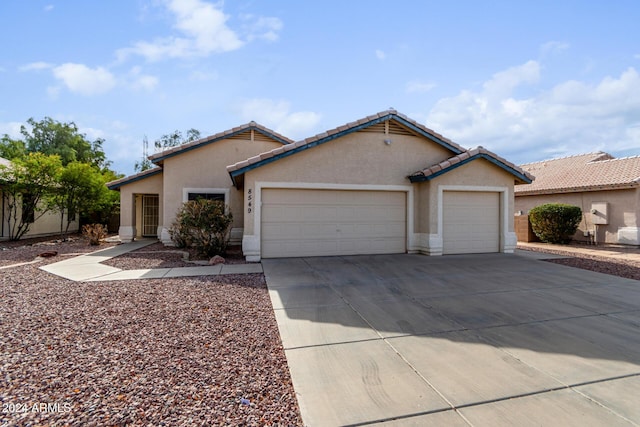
left=261, top=189, right=406, bottom=258
left=260, top=188, right=500, bottom=258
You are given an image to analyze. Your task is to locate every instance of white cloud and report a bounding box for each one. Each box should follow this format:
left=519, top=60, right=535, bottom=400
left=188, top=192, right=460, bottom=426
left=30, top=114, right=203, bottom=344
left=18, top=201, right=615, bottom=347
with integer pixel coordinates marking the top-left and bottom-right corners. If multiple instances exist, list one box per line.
left=241, top=14, right=283, bottom=42
left=375, top=50, right=386, bottom=60
left=427, top=62, right=640, bottom=162
left=0, top=122, right=23, bottom=138
left=44, top=4, right=54, bottom=12
left=117, top=0, right=245, bottom=62
left=540, top=41, right=570, bottom=56
left=236, top=98, right=322, bottom=139
left=52, top=63, right=117, bottom=95
left=128, top=66, right=159, bottom=91
left=189, top=69, right=218, bottom=81
left=406, top=80, right=436, bottom=94
left=19, top=62, right=54, bottom=71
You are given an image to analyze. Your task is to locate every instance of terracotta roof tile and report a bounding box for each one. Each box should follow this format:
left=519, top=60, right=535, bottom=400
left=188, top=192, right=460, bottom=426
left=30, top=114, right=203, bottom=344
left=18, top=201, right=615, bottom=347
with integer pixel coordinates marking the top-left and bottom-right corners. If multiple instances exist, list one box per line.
left=106, top=167, right=163, bottom=190
left=226, top=109, right=467, bottom=174
left=148, top=122, right=293, bottom=162
left=515, top=152, right=640, bottom=195
left=410, top=147, right=534, bottom=184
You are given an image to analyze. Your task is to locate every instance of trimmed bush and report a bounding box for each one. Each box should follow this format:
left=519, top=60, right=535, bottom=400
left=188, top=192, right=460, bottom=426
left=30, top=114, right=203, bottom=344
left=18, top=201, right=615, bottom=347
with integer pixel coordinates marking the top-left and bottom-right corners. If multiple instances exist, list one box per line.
left=169, top=199, right=233, bottom=258
left=529, top=203, right=582, bottom=244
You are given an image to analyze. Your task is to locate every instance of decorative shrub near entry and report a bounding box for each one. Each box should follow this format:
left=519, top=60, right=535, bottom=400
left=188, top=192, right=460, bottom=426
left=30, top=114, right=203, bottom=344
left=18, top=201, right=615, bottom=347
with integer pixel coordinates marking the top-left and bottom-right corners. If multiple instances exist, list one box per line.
left=169, top=199, right=233, bottom=257
left=529, top=203, right=582, bottom=244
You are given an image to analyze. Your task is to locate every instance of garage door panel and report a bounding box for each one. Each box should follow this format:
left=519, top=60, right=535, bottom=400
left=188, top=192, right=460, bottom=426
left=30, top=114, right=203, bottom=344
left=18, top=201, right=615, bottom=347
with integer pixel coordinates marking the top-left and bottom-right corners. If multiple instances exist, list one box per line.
left=443, top=191, right=500, bottom=255
left=261, top=189, right=406, bottom=258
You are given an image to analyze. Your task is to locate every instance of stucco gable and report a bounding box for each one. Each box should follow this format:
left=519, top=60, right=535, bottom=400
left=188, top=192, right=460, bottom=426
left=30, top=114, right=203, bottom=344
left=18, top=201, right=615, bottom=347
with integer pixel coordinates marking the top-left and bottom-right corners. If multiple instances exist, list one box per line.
left=227, top=109, right=467, bottom=187
left=148, top=122, right=293, bottom=165
left=106, top=167, right=163, bottom=190
left=408, top=147, right=534, bottom=184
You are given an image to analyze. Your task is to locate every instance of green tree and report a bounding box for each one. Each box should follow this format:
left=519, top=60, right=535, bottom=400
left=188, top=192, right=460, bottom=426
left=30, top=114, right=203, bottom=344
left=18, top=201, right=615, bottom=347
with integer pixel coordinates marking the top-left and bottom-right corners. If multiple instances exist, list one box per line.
left=51, top=162, right=108, bottom=234
left=0, top=135, right=27, bottom=160
left=0, top=153, right=62, bottom=240
left=20, top=117, right=109, bottom=170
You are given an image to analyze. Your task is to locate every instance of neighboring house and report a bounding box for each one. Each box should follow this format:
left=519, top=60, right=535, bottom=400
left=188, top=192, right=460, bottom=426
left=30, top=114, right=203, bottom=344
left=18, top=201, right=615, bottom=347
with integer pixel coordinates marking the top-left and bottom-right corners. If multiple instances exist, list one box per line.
left=108, top=110, right=533, bottom=261
left=0, top=156, right=79, bottom=240
left=515, top=152, right=640, bottom=245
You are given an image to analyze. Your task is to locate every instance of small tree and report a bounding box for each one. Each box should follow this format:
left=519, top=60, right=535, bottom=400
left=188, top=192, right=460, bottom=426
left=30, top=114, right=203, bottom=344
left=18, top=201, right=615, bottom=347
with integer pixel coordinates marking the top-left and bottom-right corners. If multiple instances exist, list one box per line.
left=169, top=199, right=233, bottom=258
left=529, top=203, right=582, bottom=244
left=50, top=162, right=107, bottom=235
left=0, top=153, right=62, bottom=240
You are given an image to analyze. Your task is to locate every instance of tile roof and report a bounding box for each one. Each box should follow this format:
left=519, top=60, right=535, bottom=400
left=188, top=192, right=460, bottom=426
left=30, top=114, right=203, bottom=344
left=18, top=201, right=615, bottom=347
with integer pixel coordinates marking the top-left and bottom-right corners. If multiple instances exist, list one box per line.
left=148, top=122, right=293, bottom=164
left=515, top=152, right=640, bottom=195
left=106, top=167, right=163, bottom=190
left=408, top=147, right=534, bottom=184
left=226, top=109, right=467, bottom=186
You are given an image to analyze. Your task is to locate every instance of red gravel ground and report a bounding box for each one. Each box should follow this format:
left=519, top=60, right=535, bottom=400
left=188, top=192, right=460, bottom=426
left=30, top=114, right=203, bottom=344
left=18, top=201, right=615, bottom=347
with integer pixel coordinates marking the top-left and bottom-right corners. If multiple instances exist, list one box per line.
left=518, top=244, right=640, bottom=281
left=102, top=243, right=247, bottom=270
left=1, top=240, right=303, bottom=426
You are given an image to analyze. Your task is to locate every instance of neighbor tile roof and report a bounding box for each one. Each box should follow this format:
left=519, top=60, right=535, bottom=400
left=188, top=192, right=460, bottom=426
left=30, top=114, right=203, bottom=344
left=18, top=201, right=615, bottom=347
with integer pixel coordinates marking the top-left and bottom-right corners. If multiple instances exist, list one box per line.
left=409, top=147, right=534, bottom=184
left=148, top=122, right=293, bottom=164
left=106, top=167, right=163, bottom=190
left=226, top=109, right=467, bottom=185
left=515, top=152, right=640, bottom=195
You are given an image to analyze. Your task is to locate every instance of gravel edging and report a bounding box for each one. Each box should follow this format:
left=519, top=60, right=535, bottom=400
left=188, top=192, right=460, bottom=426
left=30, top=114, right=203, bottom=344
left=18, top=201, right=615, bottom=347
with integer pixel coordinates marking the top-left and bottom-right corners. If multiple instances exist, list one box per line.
left=102, top=242, right=247, bottom=270
left=518, top=245, right=640, bottom=281
left=1, top=265, right=303, bottom=426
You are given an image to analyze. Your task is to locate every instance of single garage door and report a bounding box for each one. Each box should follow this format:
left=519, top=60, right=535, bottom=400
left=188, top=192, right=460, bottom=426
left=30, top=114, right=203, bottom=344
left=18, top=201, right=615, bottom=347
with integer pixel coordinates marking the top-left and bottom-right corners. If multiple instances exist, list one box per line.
left=261, top=188, right=406, bottom=258
left=443, top=191, right=500, bottom=254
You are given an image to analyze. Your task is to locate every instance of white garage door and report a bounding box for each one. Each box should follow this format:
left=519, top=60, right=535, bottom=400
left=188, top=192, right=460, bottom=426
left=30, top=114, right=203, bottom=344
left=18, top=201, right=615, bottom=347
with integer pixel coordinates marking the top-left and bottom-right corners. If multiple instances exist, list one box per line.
left=443, top=191, right=500, bottom=254
left=261, top=189, right=406, bottom=258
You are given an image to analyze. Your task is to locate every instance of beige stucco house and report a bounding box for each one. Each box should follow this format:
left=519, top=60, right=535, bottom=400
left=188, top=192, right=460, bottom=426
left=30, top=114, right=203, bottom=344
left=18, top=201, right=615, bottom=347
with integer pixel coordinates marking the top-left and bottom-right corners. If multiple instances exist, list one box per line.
left=108, top=110, right=533, bottom=261
left=1, top=156, right=79, bottom=240
left=515, top=152, right=640, bottom=245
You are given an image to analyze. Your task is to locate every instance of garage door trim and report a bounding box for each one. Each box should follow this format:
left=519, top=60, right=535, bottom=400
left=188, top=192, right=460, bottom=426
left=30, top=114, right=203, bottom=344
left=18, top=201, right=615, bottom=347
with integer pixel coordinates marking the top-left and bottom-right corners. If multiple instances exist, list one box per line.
left=251, top=181, right=415, bottom=260
left=436, top=185, right=512, bottom=254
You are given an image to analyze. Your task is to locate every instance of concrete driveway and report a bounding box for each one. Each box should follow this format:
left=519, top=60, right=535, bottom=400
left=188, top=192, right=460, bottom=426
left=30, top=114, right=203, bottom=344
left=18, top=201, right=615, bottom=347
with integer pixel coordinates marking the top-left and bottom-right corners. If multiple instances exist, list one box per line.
left=263, top=252, right=640, bottom=427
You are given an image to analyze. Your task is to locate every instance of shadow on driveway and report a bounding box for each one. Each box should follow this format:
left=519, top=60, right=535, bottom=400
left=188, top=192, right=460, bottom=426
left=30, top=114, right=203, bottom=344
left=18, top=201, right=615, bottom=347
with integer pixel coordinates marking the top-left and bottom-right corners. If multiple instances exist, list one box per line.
left=264, top=253, right=640, bottom=426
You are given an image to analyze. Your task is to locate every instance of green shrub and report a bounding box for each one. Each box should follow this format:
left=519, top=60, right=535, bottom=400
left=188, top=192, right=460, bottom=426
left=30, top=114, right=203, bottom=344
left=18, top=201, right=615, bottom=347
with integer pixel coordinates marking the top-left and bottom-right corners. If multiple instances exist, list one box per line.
left=82, top=223, right=107, bottom=246
left=529, top=203, right=582, bottom=244
left=169, top=199, right=233, bottom=258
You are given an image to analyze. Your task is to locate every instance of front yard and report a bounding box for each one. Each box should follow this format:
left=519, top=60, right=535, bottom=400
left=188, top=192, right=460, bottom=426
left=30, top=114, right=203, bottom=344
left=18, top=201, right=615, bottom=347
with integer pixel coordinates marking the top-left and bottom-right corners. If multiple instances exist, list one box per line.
left=0, top=237, right=302, bottom=426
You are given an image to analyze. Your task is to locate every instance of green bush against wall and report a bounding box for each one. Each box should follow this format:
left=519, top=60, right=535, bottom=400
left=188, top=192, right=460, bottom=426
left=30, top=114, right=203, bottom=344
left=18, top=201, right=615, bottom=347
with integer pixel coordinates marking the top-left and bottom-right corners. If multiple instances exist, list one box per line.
left=529, top=203, right=582, bottom=244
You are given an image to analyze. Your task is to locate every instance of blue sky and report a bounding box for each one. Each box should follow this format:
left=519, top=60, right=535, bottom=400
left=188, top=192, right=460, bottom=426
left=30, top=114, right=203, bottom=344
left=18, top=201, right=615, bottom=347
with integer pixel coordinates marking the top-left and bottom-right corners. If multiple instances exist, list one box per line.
left=1, top=1, right=639, bottom=175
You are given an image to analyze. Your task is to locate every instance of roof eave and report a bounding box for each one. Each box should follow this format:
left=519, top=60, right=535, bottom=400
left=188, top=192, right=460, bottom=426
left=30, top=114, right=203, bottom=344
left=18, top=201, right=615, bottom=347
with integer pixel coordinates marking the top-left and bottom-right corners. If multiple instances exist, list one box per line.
left=106, top=167, right=163, bottom=190
left=228, top=112, right=466, bottom=180
left=515, top=182, right=640, bottom=196
left=149, top=125, right=291, bottom=164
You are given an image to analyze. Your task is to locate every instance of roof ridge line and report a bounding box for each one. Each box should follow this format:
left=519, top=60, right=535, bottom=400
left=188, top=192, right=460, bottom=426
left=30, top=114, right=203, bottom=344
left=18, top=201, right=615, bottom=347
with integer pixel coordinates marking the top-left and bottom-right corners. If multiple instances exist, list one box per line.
left=519, top=151, right=610, bottom=166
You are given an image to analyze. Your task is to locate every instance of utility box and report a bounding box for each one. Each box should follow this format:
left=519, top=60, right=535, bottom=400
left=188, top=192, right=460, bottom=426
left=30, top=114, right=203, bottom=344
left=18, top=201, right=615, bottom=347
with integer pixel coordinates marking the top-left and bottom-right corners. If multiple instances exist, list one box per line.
left=591, top=202, right=609, bottom=225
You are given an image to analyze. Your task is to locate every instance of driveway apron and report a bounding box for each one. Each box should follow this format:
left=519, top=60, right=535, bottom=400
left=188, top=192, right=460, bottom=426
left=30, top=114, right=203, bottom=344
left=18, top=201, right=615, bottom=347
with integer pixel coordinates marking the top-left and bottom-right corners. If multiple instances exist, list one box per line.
left=263, top=253, right=640, bottom=427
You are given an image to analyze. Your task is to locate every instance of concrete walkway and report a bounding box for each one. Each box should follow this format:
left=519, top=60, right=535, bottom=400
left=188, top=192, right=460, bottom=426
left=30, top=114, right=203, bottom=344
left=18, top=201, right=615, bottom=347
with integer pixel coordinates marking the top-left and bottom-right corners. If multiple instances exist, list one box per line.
left=40, top=239, right=262, bottom=282
left=265, top=253, right=640, bottom=426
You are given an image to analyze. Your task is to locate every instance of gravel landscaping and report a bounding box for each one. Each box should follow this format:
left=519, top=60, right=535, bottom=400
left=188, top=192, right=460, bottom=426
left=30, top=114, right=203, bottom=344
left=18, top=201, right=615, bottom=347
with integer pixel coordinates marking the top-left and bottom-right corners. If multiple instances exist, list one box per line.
left=518, top=244, right=640, bottom=281
left=0, top=234, right=119, bottom=267
left=102, top=242, right=247, bottom=270
left=1, top=242, right=303, bottom=426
